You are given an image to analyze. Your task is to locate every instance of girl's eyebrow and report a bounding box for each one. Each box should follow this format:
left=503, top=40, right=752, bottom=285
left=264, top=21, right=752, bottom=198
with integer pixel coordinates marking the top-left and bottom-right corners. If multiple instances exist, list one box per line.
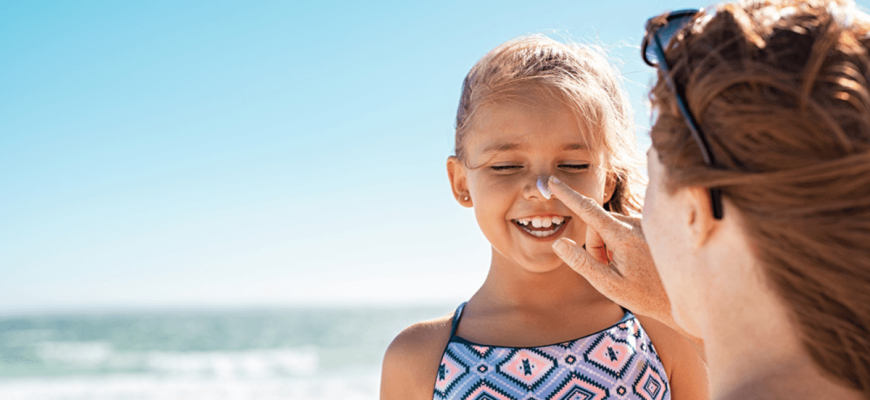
left=562, top=143, right=589, bottom=151
left=479, top=142, right=589, bottom=157
left=481, top=142, right=523, bottom=155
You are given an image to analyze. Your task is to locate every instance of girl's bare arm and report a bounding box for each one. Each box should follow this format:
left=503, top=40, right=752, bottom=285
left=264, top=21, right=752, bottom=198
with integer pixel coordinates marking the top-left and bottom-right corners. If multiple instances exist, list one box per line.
left=380, top=315, right=453, bottom=400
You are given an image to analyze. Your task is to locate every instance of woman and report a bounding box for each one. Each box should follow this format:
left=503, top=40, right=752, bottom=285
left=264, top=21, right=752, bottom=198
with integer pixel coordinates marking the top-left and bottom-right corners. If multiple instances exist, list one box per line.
left=548, top=0, right=870, bottom=398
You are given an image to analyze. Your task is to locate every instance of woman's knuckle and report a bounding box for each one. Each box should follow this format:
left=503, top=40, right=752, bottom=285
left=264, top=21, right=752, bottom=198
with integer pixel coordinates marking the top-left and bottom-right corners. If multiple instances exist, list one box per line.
left=568, top=251, right=586, bottom=269
left=580, top=197, right=598, bottom=213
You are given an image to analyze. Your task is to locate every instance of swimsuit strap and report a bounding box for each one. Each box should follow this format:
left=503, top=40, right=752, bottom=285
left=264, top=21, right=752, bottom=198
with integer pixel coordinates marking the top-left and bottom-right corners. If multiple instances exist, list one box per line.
left=449, top=302, right=468, bottom=339
left=448, top=303, right=631, bottom=340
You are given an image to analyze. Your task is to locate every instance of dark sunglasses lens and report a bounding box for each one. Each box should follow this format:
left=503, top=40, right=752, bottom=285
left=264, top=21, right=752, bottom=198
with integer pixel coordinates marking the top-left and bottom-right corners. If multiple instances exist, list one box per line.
left=644, top=15, right=696, bottom=65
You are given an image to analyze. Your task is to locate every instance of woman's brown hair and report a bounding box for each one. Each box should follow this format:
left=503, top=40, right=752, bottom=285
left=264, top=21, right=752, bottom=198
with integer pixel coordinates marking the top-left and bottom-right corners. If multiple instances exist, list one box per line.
left=649, top=0, right=870, bottom=393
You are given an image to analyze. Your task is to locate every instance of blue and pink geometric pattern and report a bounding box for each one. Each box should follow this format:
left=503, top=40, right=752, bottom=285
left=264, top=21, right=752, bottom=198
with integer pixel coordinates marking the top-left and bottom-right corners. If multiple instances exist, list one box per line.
left=433, top=306, right=670, bottom=400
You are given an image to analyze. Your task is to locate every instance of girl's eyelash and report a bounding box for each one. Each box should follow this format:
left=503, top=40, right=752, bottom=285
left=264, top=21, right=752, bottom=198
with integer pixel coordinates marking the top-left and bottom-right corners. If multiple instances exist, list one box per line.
left=491, top=164, right=588, bottom=171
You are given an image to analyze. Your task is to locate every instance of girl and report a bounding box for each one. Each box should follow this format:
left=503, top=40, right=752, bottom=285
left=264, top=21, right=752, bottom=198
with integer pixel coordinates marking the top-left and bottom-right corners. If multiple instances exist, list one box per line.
left=381, top=36, right=708, bottom=400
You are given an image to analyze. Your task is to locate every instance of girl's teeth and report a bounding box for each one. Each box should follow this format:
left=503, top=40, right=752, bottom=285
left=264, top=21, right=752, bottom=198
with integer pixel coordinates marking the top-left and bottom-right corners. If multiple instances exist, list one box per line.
left=515, top=216, right=568, bottom=228
left=531, top=229, right=557, bottom=237
left=516, top=219, right=566, bottom=238
left=514, top=216, right=569, bottom=238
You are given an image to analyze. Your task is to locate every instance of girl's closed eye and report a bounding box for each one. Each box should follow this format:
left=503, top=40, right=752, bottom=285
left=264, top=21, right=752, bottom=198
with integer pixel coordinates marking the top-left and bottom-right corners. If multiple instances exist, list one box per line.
left=490, top=164, right=523, bottom=172
left=558, top=163, right=590, bottom=171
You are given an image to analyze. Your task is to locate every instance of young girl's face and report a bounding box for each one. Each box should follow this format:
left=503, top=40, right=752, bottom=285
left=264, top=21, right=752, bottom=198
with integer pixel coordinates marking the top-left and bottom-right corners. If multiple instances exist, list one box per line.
left=448, top=95, right=615, bottom=273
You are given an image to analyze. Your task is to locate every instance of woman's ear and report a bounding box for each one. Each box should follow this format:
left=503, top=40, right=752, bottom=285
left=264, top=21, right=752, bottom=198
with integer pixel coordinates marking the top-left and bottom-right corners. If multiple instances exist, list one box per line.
left=447, top=156, right=473, bottom=207
left=685, top=186, right=718, bottom=248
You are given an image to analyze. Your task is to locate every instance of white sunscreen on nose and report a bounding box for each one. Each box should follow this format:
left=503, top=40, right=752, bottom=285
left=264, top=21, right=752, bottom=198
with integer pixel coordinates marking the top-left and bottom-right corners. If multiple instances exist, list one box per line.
left=537, top=176, right=552, bottom=200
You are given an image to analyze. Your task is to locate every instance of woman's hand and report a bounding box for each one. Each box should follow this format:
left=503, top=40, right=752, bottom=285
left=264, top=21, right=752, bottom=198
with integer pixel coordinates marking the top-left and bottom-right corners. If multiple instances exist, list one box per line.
left=548, top=176, right=703, bottom=346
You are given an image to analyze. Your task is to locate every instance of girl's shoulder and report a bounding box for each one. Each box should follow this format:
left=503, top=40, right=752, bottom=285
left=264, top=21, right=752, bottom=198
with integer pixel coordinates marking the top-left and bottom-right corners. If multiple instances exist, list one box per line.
left=381, top=311, right=456, bottom=399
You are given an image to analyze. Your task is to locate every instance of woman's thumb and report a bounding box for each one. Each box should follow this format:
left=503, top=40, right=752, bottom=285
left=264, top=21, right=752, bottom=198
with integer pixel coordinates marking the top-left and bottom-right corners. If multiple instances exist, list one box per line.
left=553, top=238, right=621, bottom=283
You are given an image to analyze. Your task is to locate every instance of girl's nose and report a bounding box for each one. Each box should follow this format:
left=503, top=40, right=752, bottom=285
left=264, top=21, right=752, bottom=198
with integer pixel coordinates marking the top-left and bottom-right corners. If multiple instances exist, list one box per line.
left=537, top=176, right=553, bottom=199
left=524, top=175, right=553, bottom=201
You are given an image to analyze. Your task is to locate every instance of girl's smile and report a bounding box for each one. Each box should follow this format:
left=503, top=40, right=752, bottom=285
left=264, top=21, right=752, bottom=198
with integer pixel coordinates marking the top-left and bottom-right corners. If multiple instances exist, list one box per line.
left=511, top=215, right=571, bottom=239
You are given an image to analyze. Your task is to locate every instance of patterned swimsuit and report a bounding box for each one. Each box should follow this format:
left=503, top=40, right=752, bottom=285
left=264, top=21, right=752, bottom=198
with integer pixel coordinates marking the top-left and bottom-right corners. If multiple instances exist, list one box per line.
left=433, top=303, right=671, bottom=400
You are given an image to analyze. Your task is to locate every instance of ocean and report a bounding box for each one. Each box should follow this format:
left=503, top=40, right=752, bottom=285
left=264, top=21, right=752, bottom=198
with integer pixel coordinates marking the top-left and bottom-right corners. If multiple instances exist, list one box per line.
left=0, top=306, right=453, bottom=400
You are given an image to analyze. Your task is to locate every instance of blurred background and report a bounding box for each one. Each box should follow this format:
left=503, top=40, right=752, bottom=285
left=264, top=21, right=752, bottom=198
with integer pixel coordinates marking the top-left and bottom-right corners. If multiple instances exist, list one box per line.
left=5, top=0, right=865, bottom=399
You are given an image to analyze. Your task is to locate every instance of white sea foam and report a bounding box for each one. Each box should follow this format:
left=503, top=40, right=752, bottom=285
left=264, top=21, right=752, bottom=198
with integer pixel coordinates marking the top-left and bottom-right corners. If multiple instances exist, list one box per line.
left=34, top=341, right=319, bottom=378
left=0, top=373, right=379, bottom=400
left=145, top=347, right=319, bottom=378
left=12, top=345, right=350, bottom=399
left=36, top=342, right=113, bottom=369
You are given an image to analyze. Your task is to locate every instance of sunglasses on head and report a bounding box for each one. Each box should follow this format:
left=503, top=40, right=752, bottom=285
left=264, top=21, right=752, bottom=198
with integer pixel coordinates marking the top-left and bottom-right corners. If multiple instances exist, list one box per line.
left=642, top=9, right=724, bottom=219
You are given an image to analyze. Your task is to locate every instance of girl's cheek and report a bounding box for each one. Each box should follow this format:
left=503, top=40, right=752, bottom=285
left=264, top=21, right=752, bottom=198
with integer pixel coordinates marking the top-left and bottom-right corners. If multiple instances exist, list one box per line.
left=480, top=173, right=525, bottom=190
left=560, top=175, right=600, bottom=198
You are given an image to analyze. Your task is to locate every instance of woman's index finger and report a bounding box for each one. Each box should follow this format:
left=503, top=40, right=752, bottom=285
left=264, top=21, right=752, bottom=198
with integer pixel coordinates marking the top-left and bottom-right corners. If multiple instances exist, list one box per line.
left=548, top=176, right=625, bottom=239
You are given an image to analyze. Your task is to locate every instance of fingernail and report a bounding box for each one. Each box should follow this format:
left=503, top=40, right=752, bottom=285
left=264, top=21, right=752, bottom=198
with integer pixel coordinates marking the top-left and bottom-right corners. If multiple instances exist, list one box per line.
left=552, top=238, right=569, bottom=254
left=537, top=176, right=552, bottom=199
left=549, top=176, right=561, bottom=185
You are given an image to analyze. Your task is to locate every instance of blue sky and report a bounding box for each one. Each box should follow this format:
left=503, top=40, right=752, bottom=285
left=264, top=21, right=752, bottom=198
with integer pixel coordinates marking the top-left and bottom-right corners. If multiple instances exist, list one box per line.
left=3, top=0, right=867, bottom=312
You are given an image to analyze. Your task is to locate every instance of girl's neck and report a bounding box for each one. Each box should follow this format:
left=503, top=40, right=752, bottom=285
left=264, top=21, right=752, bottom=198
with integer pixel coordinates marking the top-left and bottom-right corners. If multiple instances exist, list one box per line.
left=472, top=248, right=609, bottom=310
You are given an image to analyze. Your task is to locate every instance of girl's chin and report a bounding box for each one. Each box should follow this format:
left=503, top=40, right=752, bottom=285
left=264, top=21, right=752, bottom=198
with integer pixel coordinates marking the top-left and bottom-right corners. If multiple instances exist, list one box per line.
left=517, top=257, right=567, bottom=273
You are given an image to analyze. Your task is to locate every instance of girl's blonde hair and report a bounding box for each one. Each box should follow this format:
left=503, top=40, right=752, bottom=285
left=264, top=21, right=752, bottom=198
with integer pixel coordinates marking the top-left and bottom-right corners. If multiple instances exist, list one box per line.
left=454, top=36, right=645, bottom=215
left=649, top=0, right=870, bottom=392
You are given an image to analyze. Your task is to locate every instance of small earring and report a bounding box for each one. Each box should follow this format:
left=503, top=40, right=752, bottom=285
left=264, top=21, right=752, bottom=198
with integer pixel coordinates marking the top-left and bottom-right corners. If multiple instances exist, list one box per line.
left=463, top=196, right=469, bottom=201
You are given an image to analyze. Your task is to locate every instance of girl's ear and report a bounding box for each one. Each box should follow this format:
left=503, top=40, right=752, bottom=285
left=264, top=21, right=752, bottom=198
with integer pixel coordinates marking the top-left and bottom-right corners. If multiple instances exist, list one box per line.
left=447, top=156, right=473, bottom=207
